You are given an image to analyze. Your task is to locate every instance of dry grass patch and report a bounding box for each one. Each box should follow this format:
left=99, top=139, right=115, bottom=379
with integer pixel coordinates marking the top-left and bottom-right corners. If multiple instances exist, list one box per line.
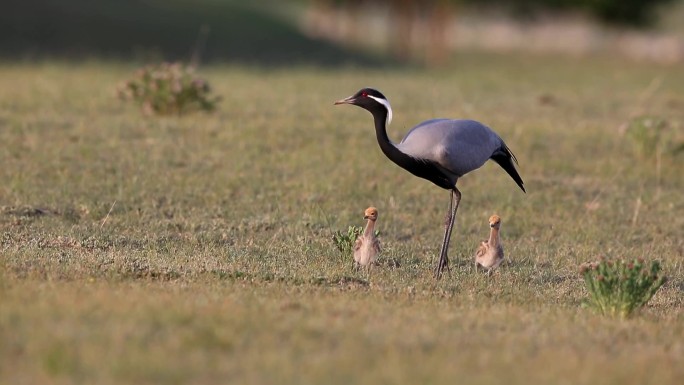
left=0, top=55, right=683, bottom=384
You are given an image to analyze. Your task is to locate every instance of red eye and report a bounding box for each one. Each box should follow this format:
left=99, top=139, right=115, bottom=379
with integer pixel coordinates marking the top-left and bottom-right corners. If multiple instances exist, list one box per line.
left=361, top=91, right=368, bottom=97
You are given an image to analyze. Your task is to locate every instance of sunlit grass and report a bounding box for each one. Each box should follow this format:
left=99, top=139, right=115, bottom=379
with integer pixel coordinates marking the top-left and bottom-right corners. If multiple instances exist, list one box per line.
left=0, top=55, right=683, bottom=384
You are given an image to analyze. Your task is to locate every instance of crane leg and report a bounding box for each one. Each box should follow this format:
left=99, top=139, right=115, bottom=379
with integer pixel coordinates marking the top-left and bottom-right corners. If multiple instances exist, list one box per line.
left=434, top=187, right=461, bottom=279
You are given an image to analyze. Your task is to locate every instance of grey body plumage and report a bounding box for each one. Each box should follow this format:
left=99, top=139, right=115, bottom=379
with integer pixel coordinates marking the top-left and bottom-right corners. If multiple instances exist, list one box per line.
left=398, top=119, right=505, bottom=182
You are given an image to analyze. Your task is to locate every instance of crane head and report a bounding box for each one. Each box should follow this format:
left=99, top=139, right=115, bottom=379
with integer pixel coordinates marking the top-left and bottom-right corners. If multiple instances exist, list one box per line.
left=489, top=215, right=501, bottom=229
left=363, top=207, right=379, bottom=221
left=335, top=88, right=392, bottom=126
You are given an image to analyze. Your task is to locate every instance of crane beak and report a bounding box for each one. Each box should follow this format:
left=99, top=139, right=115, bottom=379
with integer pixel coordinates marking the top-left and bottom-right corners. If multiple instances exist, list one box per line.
left=334, top=96, right=355, bottom=105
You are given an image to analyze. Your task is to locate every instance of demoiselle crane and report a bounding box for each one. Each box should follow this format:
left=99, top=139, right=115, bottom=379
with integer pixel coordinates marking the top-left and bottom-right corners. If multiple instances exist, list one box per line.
left=353, top=207, right=381, bottom=274
left=475, top=214, right=505, bottom=272
left=334, top=88, right=525, bottom=278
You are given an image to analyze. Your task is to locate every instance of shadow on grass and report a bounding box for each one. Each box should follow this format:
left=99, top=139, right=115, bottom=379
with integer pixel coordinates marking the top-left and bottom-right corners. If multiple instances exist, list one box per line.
left=0, top=0, right=391, bottom=67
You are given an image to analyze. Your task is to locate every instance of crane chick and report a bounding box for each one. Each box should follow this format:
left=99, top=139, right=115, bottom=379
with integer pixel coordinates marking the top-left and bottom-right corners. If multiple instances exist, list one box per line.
left=475, top=215, right=505, bottom=273
left=353, top=207, right=381, bottom=273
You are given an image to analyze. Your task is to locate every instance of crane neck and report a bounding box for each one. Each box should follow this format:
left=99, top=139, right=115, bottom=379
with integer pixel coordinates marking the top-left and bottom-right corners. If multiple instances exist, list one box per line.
left=372, top=110, right=414, bottom=167
left=370, top=108, right=456, bottom=191
left=364, top=219, right=376, bottom=237
left=488, top=227, right=500, bottom=247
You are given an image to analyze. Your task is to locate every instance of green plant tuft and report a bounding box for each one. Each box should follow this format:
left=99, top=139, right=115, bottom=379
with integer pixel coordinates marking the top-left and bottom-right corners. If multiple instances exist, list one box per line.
left=117, top=62, right=221, bottom=115
left=332, top=226, right=363, bottom=257
left=331, top=226, right=380, bottom=259
left=580, top=257, right=667, bottom=318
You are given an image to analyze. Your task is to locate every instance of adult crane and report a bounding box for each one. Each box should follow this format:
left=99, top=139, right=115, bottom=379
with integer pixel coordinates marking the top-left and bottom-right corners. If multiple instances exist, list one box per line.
left=335, top=88, right=525, bottom=278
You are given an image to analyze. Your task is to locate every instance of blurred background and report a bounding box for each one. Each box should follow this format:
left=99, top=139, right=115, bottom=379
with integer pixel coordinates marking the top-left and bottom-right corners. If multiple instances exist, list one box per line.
left=2, top=3, right=683, bottom=383
left=2, top=0, right=684, bottom=66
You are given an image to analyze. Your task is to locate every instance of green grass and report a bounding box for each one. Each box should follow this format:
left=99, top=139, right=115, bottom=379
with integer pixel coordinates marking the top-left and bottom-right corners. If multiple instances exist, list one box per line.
left=1, top=55, right=683, bottom=384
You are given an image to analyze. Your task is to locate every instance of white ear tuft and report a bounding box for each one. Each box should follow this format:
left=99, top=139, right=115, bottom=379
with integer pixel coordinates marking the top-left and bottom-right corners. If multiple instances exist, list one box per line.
left=367, top=95, right=393, bottom=126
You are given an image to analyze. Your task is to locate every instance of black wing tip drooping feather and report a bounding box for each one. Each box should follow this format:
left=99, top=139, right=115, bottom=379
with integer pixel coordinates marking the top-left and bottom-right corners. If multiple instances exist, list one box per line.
left=491, top=145, right=526, bottom=193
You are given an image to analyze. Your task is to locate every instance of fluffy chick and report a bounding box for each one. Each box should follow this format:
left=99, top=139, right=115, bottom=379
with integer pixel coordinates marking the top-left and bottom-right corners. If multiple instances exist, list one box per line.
left=353, top=207, right=381, bottom=273
left=475, top=214, right=504, bottom=272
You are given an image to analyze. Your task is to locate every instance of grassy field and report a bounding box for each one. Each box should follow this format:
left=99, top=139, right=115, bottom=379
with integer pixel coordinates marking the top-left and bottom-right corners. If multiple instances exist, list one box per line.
left=1, top=55, right=683, bottom=384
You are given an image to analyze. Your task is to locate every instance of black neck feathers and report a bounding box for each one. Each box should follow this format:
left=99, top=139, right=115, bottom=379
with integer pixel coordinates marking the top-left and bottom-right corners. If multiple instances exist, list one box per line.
left=371, top=109, right=455, bottom=190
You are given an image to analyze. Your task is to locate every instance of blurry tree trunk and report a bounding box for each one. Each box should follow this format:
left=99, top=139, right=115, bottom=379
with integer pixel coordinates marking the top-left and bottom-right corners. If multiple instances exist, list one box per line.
left=391, top=0, right=414, bottom=60
left=347, top=0, right=366, bottom=46
left=307, top=0, right=335, bottom=39
left=426, top=0, right=452, bottom=66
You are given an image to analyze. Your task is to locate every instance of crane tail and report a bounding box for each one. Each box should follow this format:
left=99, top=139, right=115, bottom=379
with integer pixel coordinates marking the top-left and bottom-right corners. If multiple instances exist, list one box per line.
left=491, top=145, right=526, bottom=193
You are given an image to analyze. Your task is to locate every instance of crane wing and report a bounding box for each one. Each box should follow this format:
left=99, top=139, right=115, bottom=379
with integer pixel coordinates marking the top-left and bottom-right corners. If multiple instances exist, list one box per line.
left=398, top=119, right=525, bottom=192
left=353, top=237, right=362, bottom=252
left=397, top=119, right=502, bottom=178
left=372, top=237, right=381, bottom=254
left=475, top=241, right=488, bottom=258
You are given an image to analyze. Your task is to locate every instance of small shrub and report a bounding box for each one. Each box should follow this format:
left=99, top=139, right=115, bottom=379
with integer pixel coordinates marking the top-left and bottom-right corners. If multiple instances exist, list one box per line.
left=580, top=257, right=666, bottom=318
left=331, top=226, right=380, bottom=257
left=332, top=226, right=363, bottom=257
left=117, top=62, right=220, bottom=115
